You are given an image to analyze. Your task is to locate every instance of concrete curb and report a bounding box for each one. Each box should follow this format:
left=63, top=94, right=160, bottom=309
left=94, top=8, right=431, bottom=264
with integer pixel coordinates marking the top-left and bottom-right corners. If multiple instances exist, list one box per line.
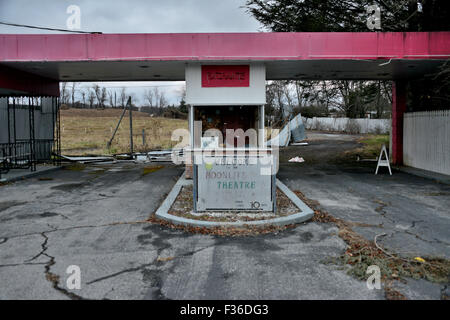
left=398, top=166, right=450, bottom=185
left=155, top=172, right=314, bottom=228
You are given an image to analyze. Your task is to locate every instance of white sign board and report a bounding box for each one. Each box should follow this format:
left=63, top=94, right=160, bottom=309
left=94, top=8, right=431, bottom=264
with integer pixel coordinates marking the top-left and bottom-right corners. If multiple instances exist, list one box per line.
left=195, top=156, right=274, bottom=211
left=185, top=63, right=266, bottom=106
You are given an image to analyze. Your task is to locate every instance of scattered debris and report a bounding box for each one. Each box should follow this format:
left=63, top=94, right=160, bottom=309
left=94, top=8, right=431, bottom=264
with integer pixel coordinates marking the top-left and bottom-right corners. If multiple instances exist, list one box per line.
left=415, top=257, right=426, bottom=263
left=147, top=214, right=297, bottom=237
left=60, top=155, right=114, bottom=164
left=38, top=177, right=54, bottom=181
left=156, top=256, right=175, bottom=262
left=291, top=142, right=309, bottom=146
left=135, top=154, right=149, bottom=163
left=147, top=149, right=183, bottom=162
left=384, top=283, right=407, bottom=300
left=288, top=156, right=305, bottom=163
left=294, top=190, right=450, bottom=299
left=114, top=154, right=134, bottom=161
left=60, top=148, right=182, bottom=166
left=267, top=113, right=307, bottom=147
left=167, top=185, right=300, bottom=223
left=356, top=155, right=378, bottom=162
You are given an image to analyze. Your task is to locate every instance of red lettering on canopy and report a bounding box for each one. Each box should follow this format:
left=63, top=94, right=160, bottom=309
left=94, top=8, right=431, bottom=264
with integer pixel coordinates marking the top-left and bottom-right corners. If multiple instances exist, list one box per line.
left=202, top=65, right=250, bottom=87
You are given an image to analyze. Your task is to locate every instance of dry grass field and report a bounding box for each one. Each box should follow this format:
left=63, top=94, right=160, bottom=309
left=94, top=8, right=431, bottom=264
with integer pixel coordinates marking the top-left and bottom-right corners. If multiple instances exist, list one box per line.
left=60, top=108, right=188, bottom=155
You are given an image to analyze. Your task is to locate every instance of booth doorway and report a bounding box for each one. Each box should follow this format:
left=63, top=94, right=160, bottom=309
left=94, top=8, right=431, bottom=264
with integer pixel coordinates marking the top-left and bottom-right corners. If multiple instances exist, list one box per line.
left=194, top=105, right=259, bottom=148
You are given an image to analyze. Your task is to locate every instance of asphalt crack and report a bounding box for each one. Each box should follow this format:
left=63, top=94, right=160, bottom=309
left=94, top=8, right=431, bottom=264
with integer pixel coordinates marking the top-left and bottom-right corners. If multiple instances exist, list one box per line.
left=85, top=227, right=215, bottom=300
left=374, top=199, right=396, bottom=224
left=8, top=219, right=155, bottom=299
left=5, top=220, right=151, bottom=241
left=404, top=230, right=450, bottom=246
left=0, top=262, right=47, bottom=268
left=411, top=220, right=424, bottom=228
left=86, top=262, right=155, bottom=285
left=26, top=228, right=86, bottom=300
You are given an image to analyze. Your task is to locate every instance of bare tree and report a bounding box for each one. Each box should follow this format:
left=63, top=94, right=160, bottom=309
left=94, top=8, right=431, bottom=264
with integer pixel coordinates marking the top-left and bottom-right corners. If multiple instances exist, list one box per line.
left=70, top=82, right=78, bottom=107
left=152, top=87, right=161, bottom=107
left=108, top=90, right=115, bottom=108
left=179, top=86, right=186, bottom=101
left=60, top=82, right=69, bottom=105
left=333, top=80, right=356, bottom=117
left=334, top=81, right=382, bottom=118
left=119, top=87, right=127, bottom=107
left=81, top=90, right=86, bottom=108
left=159, top=91, right=168, bottom=108
left=317, top=81, right=338, bottom=113
left=282, top=81, right=295, bottom=114
left=382, top=81, right=393, bottom=105
left=88, top=89, right=96, bottom=109
left=264, top=81, right=287, bottom=125
left=93, top=84, right=105, bottom=108
left=144, top=88, right=154, bottom=107
left=100, top=87, right=107, bottom=109
left=272, top=81, right=289, bottom=119
left=294, top=81, right=308, bottom=109
left=107, top=90, right=112, bottom=108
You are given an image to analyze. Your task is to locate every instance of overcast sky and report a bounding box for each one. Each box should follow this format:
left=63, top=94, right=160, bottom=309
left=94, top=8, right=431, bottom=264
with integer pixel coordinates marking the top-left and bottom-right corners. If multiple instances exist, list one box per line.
left=0, top=0, right=263, bottom=105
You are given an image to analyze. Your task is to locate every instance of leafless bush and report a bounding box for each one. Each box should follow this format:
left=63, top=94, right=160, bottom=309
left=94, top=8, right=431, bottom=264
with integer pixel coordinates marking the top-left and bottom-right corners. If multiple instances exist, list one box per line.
left=373, top=125, right=383, bottom=135
left=345, top=119, right=361, bottom=134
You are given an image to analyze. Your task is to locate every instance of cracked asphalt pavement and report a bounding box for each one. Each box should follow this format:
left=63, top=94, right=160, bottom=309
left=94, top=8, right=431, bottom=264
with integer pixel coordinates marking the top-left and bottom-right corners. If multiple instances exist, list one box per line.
left=0, top=133, right=449, bottom=300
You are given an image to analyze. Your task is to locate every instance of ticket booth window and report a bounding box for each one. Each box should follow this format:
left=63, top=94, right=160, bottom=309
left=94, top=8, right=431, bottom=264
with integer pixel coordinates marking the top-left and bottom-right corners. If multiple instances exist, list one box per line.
left=194, top=105, right=258, bottom=148
left=186, top=63, right=275, bottom=212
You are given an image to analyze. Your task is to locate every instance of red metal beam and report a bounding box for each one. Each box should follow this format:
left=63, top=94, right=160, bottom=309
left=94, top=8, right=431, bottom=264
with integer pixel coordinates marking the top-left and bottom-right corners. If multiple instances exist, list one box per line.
left=391, top=81, right=407, bottom=165
left=1, top=32, right=449, bottom=62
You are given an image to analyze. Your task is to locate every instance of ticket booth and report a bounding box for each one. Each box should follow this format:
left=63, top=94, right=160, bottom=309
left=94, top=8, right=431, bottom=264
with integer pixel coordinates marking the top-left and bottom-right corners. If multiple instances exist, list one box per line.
left=185, top=63, right=276, bottom=212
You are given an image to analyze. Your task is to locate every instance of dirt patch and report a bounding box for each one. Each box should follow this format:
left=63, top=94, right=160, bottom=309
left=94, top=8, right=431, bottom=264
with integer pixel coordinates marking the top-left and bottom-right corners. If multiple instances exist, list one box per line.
left=38, top=177, right=54, bottom=181
left=142, top=165, right=164, bottom=176
left=294, top=190, right=450, bottom=299
left=167, top=185, right=300, bottom=223
left=147, top=214, right=297, bottom=237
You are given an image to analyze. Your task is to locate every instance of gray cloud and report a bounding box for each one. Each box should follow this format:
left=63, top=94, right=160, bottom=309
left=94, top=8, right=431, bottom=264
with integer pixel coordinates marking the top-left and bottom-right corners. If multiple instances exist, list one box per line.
left=0, top=0, right=262, bottom=33
left=0, top=0, right=263, bottom=105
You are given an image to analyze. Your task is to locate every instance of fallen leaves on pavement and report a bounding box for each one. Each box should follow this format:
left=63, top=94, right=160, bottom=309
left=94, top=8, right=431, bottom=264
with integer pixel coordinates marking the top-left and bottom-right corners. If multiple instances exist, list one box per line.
left=294, top=190, right=450, bottom=300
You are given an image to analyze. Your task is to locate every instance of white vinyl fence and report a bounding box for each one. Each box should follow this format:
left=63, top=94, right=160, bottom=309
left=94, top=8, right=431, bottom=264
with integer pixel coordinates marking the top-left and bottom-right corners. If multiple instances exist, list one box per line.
left=403, top=110, right=450, bottom=175
left=303, top=117, right=390, bottom=134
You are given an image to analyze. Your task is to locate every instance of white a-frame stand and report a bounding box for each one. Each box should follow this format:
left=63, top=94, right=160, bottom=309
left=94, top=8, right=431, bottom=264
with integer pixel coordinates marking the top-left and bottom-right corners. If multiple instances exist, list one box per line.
left=375, top=144, right=392, bottom=175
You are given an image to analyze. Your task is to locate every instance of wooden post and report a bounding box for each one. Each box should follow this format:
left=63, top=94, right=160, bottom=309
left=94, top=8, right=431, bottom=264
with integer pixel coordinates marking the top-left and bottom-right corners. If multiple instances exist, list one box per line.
left=129, top=96, right=134, bottom=156
left=107, top=97, right=131, bottom=149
